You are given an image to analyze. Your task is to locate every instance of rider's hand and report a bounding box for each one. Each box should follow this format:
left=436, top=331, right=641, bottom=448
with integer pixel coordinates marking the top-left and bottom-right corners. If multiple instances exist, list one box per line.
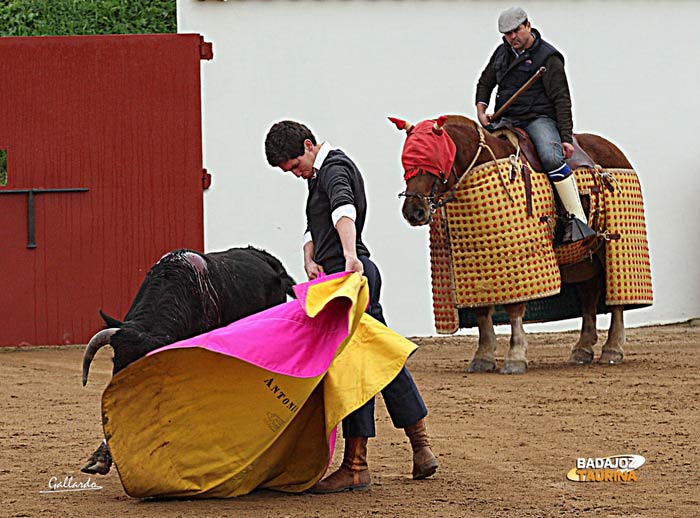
left=477, top=112, right=493, bottom=127
left=562, top=142, right=574, bottom=160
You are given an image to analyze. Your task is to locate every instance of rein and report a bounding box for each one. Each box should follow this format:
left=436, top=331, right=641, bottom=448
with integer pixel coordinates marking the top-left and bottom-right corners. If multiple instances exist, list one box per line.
left=447, top=122, right=514, bottom=203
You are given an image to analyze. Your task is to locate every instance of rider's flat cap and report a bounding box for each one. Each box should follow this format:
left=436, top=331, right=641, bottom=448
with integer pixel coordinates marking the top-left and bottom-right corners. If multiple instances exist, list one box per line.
left=498, top=6, right=528, bottom=33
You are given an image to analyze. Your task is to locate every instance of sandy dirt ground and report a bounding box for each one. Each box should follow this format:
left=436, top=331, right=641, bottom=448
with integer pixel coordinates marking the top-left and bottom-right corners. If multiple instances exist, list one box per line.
left=1, top=323, right=699, bottom=517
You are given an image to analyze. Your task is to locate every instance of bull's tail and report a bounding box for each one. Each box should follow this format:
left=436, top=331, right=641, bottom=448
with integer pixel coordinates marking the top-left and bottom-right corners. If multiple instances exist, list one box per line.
left=245, top=246, right=296, bottom=298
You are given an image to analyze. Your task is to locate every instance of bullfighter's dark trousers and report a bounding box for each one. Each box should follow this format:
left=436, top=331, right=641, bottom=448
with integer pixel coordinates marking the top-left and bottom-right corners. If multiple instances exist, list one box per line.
left=324, top=255, right=428, bottom=438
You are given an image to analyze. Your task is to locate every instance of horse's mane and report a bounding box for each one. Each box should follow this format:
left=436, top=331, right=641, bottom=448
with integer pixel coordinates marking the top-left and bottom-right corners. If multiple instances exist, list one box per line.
left=441, top=115, right=515, bottom=174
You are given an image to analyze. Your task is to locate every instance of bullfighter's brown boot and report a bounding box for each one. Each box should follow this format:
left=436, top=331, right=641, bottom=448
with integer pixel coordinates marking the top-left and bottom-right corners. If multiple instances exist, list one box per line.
left=309, top=436, right=370, bottom=493
left=404, top=418, right=438, bottom=479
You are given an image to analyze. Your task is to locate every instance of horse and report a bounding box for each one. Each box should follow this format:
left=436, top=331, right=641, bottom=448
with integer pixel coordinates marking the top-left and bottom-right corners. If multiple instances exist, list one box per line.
left=391, top=114, right=648, bottom=374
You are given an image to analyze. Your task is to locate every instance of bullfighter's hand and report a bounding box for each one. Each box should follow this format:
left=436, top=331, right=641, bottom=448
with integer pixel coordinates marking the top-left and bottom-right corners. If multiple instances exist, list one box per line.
left=305, top=260, right=324, bottom=280
left=562, top=142, right=574, bottom=160
left=344, top=255, right=364, bottom=277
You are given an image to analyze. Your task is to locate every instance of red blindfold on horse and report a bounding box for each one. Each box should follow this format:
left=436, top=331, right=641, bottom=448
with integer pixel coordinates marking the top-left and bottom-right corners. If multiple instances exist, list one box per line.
left=389, top=116, right=457, bottom=182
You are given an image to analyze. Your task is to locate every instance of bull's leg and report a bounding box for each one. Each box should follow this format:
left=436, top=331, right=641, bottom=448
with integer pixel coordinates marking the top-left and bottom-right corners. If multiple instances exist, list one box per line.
left=599, top=305, right=625, bottom=364
left=467, top=306, right=497, bottom=373
left=80, top=439, right=113, bottom=475
left=569, top=276, right=600, bottom=364
left=502, top=302, right=528, bottom=374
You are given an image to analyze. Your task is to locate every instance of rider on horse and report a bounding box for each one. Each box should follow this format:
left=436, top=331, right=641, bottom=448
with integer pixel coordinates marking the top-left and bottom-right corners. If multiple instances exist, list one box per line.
left=475, top=6, right=596, bottom=243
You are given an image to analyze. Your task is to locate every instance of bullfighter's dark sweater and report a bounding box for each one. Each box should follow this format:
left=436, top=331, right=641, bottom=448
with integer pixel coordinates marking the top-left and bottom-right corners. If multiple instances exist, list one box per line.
left=306, top=149, right=369, bottom=271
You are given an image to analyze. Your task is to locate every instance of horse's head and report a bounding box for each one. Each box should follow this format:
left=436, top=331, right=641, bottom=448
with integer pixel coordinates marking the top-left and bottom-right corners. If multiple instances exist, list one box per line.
left=390, top=116, right=458, bottom=226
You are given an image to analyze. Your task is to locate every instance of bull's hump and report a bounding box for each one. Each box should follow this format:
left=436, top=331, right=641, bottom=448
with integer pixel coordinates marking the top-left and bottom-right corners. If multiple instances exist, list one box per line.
left=156, top=249, right=208, bottom=274
left=184, top=252, right=207, bottom=274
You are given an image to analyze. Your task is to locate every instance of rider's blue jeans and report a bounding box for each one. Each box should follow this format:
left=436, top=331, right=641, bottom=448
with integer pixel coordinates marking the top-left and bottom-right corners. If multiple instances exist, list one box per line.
left=515, top=115, right=571, bottom=180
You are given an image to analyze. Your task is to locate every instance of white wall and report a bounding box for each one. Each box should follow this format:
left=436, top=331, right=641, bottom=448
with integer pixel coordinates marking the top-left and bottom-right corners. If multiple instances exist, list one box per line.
left=178, top=0, right=699, bottom=337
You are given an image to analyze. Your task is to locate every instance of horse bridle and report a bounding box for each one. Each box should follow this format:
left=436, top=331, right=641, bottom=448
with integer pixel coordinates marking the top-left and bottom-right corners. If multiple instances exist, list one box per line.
left=397, top=168, right=457, bottom=213
left=398, top=122, right=512, bottom=212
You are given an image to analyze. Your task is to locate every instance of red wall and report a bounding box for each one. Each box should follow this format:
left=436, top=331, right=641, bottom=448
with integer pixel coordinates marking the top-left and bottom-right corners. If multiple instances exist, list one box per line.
left=0, top=34, right=211, bottom=346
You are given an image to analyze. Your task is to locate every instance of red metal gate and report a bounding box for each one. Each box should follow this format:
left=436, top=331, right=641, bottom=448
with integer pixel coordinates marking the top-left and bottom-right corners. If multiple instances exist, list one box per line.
left=0, top=34, right=212, bottom=346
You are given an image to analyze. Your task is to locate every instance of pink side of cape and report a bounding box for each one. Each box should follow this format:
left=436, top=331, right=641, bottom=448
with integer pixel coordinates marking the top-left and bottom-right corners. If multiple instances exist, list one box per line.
left=149, top=272, right=352, bottom=379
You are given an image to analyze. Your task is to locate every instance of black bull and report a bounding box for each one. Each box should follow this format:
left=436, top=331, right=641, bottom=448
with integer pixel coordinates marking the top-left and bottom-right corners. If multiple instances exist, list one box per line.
left=80, top=246, right=295, bottom=474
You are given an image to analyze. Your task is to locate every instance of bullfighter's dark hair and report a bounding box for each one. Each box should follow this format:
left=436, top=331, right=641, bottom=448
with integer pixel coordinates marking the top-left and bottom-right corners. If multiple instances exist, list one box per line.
left=265, top=120, right=317, bottom=166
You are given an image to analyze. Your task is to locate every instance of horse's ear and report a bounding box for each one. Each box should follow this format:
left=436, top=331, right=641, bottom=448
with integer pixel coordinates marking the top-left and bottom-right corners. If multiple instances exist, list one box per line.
left=432, top=115, right=448, bottom=134
left=388, top=117, right=413, bottom=133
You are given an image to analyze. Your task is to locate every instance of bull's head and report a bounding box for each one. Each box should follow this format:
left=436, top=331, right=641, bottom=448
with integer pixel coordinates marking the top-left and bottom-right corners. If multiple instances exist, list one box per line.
left=390, top=116, right=457, bottom=226
left=82, top=312, right=159, bottom=386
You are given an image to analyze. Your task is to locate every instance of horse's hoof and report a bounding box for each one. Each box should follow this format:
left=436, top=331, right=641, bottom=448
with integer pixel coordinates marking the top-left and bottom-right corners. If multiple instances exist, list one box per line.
left=598, top=350, right=624, bottom=365
left=467, top=358, right=497, bottom=373
left=569, top=348, right=594, bottom=364
left=500, top=361, right=527, bottom=375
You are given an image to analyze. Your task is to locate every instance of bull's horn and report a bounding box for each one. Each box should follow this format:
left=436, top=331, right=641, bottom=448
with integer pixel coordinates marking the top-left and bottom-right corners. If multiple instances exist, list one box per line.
left=433, top=115, right=448, bottom=131
left=82, top=328, right=118, bottom=386
left=388, top=117, right=413, bottom=133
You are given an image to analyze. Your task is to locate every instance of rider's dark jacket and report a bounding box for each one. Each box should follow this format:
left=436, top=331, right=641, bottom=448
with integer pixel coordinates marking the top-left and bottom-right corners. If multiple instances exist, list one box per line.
left=475, top=28, right=573, bottom=144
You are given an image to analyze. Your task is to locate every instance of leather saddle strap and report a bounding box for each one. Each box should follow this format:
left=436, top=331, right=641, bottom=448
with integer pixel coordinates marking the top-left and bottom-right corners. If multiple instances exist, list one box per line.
left=522, top=162, right=533, bottom=217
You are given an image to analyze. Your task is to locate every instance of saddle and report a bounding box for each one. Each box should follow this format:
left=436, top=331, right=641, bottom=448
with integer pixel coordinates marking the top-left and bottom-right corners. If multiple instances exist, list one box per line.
left=491, top=126, right=595, bottom=172
left=489, top=125, right=599, bottom=247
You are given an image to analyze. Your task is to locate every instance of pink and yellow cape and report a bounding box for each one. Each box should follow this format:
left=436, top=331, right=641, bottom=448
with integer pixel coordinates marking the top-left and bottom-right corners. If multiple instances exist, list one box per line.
left=101, top=272, right=416, bottom=498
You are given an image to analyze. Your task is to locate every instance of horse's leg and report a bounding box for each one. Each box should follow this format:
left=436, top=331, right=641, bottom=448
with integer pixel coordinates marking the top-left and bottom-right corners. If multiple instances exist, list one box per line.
left=599, top=305, right=625, bottom=364
left=467, top=306, right=498, bottom=373
left=502, top=302, right=527, bottom=374
left=569, top=276, right=600, bottom=364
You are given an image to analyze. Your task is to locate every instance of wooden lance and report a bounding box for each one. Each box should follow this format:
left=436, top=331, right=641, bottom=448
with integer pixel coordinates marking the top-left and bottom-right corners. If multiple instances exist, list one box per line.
left=491, top=66, right=547, bottom=120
